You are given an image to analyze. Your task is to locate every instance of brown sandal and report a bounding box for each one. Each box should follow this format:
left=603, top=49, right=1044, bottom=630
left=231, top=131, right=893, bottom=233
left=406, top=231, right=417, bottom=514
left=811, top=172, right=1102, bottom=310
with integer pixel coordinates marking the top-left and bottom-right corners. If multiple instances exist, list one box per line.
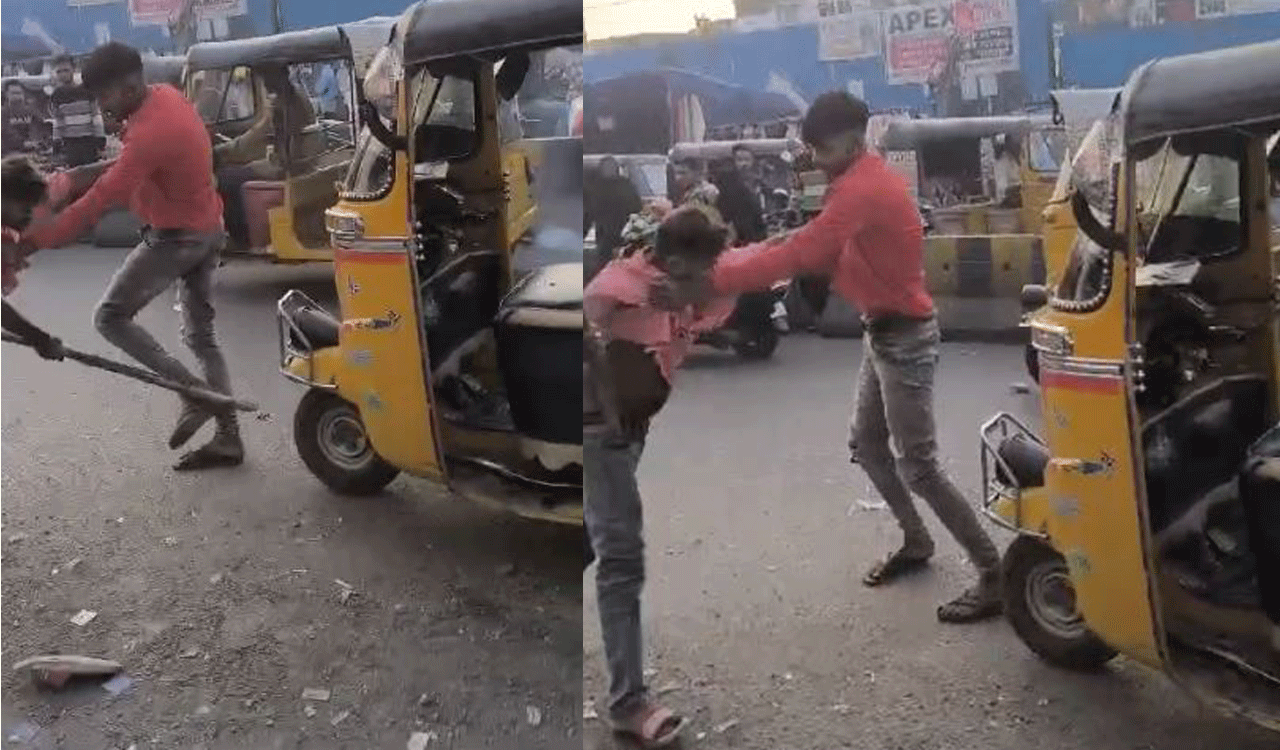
left=608, top=703, right=688, bottom=748
left=863, top=549, right=931, bottom=587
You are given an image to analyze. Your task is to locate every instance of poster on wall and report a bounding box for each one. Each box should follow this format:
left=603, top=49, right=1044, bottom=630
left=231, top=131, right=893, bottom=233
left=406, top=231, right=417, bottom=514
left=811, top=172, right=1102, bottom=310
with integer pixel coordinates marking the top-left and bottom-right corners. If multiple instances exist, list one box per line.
left=883, top=0, right=1020, bottom=85
left=129, top=0, right=245, bottom=26
left=816, top=0, right=882, bottom=61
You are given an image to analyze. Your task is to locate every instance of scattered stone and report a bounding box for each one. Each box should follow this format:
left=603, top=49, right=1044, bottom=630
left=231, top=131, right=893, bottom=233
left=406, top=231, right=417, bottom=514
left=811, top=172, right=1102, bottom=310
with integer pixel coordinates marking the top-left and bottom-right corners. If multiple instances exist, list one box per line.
left=582, top=700, right=598, bottom=720
left=6, top=721, right=39, bottom=743
left=831, top=704, right=852, bottom=714
left=8, top=532, right=28, bottom=543
left=331, top=710, right=351, bottom=727
left=303, top=705, right=317, bottom=718
left=1037, top=698, right=1050, bottom=707
left=302, top=687, right=331, bottom=702
left=643, top=668, right=658, bottom=679
left=64, top=557, right=83, bottom=572
left=195, top=705, right=213, bottom=716
left=178, top=647, right=202, bottom=659
left=209, top=573, right=224, bottom=585
left=407, top=731, right=439, bottom=750
left=496, top=563, right=517, bottom=576
left=102, top=674, right=134, bottom=696
left=162, top=536, right=179, bottom=547
left=854, top=499, right=888, bottom=512
left=526, top=705, right=543, bottom=727
left=334, top=580, right=355, bottom=604
left=70, top=609, right=98, bottom=627
left=695, top=732, right=707, bottom=741
left=417, top=693, right=436, bottom=707
left=656, top=681, right=681, bottom=696
left=714, top=719, right=739, bottom=734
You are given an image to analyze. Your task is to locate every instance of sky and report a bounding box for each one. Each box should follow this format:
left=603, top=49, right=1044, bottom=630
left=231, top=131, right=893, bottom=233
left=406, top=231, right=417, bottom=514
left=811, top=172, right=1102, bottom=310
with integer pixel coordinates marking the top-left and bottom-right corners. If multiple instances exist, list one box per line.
left=585, top=0, right=737, bottom=41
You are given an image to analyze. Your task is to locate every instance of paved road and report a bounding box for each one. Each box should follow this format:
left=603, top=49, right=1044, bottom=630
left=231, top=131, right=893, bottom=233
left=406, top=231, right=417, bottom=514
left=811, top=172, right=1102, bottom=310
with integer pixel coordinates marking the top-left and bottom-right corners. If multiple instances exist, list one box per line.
left=2, top=248, right=581, bottom=749
left=583, top=333, right=1278, bottom=749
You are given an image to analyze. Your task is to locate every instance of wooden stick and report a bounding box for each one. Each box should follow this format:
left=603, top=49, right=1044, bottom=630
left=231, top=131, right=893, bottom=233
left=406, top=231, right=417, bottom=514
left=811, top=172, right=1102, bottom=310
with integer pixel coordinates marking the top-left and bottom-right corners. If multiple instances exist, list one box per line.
left=2, top=332, right=259, bottom=412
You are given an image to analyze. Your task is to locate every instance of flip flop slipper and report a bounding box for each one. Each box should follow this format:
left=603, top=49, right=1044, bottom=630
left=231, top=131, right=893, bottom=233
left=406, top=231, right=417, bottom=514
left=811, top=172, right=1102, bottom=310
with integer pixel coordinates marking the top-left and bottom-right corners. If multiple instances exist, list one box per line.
left=863, top=550, right=931, bottom=587
left=173, top=447, right=244, bottom=472
left=937, top=588, right=1003, bottom=623
left=608, top=704, right=688, bottom=749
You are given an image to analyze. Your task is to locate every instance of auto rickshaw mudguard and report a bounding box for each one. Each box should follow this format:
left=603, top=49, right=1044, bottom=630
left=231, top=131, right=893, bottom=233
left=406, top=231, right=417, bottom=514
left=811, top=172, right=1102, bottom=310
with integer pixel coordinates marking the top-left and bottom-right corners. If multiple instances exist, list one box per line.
left=283, top=346, right=344, bottom=392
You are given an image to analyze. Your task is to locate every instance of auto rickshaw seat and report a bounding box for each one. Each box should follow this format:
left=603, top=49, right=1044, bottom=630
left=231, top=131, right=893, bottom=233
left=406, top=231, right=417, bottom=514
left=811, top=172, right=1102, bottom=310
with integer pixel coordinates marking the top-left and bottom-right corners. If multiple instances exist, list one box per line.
left=1142, top=375, right=1270, bottom=534
left=1239, top=425, right=1280, bottom=623
left=996, top=432, right=1049, bottom=488
left=493, top=263, right=583, bottom=447
left=291, top=306, right=340, bottom=350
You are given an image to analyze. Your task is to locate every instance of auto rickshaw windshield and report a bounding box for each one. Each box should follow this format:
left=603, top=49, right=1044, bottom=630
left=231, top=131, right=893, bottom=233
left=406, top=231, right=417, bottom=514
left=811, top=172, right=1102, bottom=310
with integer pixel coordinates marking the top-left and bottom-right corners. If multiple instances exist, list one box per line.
left=362, top=42, right=402, bottom=120
left=1069, top=115, right=1122, bottom=223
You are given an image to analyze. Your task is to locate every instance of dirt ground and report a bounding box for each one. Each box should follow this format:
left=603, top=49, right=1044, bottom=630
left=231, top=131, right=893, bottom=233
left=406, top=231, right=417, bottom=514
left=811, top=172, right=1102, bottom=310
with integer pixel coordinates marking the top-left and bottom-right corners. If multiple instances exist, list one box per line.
left=2, top=250, right=582, bottom=749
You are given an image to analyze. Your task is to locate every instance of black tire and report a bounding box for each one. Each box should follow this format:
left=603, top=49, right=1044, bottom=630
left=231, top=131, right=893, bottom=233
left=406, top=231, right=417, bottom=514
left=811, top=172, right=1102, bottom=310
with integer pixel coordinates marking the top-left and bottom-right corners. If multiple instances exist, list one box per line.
left=733, top=326, right=779, bottom=360
left=1025, top=342, right=1041, bottom=383
left=293, top=389, right=399, bottom=496
left=1002, top=536, right=1117, bottom=671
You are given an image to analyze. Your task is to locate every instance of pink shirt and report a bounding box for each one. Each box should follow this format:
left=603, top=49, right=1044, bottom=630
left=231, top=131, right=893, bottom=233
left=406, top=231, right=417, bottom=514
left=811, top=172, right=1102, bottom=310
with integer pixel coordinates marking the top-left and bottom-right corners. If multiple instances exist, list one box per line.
left=713, top=151, right=933, bottom=320
left=28, top=84, right=223, bottom=250
left=585, top=253, right=736, bottom=383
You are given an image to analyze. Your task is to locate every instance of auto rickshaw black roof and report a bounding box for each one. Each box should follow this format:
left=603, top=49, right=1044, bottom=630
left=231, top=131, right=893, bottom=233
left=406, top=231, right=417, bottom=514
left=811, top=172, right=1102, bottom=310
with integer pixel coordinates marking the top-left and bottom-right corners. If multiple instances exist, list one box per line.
left=878, top=115, right=1056, bottom=151
left=1121, top=38, right=1280, bottom=148
left=668, top=138, right=803, bottom=161
left=186, top=25, right=372, bottom=70
left=400, top=0, right=583, bottom=65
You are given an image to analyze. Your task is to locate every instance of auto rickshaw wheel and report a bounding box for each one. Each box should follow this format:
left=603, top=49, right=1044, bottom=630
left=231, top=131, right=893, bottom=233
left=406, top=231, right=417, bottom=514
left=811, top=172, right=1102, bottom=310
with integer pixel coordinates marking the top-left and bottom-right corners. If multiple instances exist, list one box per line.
left=1002, top=536, right=1117, bottom=671
left=294, top=390, right=399, bottom=497
left=1024, top=342, right=1040, bottom=383
left=734, top=327, right=779, bottom=360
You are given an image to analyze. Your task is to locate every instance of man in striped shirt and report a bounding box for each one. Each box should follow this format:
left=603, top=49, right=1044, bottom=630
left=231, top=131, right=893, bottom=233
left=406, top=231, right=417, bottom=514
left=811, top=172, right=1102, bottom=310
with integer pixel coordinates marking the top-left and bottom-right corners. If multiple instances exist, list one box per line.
left=50, top=55, right=105, bottom=168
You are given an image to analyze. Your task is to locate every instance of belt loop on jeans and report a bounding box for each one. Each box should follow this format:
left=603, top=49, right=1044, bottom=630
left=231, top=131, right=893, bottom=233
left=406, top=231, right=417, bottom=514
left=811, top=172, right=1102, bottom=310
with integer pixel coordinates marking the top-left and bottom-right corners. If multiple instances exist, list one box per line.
left=862, top=312, right=935, bottom=336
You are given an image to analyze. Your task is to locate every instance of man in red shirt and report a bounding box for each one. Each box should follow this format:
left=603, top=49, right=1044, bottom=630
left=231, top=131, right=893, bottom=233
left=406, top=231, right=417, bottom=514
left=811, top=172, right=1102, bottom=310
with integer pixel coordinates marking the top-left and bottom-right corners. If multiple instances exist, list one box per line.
left=690, top=92, right=1002, bottom=622
left=25, top=43, right=243, bottom=471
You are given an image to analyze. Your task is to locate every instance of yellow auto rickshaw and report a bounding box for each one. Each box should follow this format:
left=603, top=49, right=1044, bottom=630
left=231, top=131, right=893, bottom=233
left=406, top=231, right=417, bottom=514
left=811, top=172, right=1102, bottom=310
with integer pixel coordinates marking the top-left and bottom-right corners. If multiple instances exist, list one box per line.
left=276, top=0, right=583, bottom=526
left=184, top=17, right=394, bottom=262
left=980, top=39, right=1280, bottom=730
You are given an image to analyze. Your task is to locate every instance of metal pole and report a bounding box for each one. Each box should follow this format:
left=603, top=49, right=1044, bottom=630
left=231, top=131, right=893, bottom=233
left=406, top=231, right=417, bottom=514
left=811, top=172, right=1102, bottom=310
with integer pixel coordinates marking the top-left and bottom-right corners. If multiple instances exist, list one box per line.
left=272, top=0, right=284, bottom=34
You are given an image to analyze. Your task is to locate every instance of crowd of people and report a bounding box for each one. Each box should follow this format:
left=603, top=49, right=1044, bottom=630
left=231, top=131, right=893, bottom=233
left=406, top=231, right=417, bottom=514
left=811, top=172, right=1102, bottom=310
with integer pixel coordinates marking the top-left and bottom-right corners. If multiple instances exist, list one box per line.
left=2, top=55, right=109, bottom=166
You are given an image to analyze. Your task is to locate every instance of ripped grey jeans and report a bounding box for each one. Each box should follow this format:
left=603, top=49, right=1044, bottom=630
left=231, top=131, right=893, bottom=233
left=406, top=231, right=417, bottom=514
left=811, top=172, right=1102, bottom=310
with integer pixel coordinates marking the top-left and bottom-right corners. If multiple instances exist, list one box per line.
left=94, top=228, right=234, bottom=414
left=850, top=315, right=1000, bottom=577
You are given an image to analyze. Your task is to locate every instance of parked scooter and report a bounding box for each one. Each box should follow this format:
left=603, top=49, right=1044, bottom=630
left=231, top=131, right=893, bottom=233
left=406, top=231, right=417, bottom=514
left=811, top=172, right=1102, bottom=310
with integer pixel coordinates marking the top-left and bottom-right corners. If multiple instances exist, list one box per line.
left=695, top=277, right=789, bottom=360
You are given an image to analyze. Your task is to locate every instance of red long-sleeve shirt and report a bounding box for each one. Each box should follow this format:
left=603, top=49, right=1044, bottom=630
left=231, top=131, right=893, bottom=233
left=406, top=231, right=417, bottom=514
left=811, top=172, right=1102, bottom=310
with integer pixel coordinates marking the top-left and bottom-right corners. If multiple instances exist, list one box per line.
left=28, top=84, right=223, bottom=250
left=712, top=151, right=933, bottom=320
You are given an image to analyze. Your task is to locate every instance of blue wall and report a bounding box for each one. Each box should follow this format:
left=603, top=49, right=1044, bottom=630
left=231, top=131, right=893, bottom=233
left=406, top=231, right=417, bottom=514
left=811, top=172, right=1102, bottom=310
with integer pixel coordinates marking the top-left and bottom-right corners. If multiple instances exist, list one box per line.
left=1, top=0, right=413, bottom=56
left=583, top=1, right=1280, bottom=113
left=1058, top=13, right=1280, bottom=88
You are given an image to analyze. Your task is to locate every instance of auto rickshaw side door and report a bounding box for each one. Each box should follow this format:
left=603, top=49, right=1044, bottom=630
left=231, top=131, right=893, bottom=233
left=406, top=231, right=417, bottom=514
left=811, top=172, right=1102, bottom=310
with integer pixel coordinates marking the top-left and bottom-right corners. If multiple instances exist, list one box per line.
left=1033, top=184, right=1164, bottom=668
left=328, top=148, right=444, bottom=481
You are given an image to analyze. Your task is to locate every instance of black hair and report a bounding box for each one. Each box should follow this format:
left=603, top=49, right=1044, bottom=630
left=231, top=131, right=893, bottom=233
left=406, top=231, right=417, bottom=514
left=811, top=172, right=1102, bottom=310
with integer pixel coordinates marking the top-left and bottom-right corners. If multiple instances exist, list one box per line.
left=2, top=157, right=49, bottom=226
left=53, top=54, right=76, bottom=68
left=731, top=143, right=752, bottom=156
left=671, top=156, right=702, bottom=172
left=81, top=42, right=143, bottom=94
left=4, top=80, right=26, bottom=94
left=801, top=91, right=870, bottom=146
left=654, top=206, right=727, bottom=262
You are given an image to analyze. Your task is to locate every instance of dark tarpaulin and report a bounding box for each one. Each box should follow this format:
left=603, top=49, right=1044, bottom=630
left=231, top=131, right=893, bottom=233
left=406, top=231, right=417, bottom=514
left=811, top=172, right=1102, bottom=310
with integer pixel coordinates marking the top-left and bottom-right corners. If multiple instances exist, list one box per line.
left=2, top=32, right=52, bottom=63
left=583, top=68, right=800, bottom=155
left=1122, top=39, right=1280, bottom=147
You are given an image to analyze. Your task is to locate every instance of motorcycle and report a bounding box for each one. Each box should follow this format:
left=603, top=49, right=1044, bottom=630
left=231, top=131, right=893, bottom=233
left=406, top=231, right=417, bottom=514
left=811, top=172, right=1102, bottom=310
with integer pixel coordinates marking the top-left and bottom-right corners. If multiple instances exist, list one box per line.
left=695, top=278, right=789, bottom=360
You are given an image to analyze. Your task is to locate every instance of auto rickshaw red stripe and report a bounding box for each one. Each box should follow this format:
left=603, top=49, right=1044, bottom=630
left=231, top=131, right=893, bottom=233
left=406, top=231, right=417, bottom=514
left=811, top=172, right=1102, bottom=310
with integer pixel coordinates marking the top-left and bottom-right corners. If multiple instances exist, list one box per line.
left=333, top=247, right=407, bottom=265
left=1038, top=366, right=1124, bottom=394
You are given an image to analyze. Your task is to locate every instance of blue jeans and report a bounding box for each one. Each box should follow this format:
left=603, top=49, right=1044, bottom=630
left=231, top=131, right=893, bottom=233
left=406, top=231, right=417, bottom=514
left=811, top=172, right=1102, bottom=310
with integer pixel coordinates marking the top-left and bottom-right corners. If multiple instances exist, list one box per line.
left=584, top=425, right=648, bottom=720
